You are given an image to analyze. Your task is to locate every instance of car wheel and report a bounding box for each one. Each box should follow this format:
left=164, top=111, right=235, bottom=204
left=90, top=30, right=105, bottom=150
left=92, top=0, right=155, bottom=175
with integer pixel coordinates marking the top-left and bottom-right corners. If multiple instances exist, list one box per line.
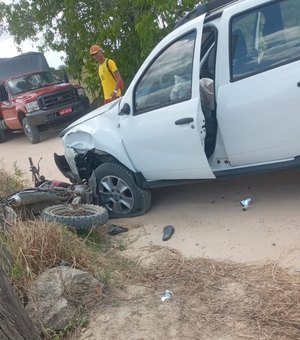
left=0, top=120, right=7, bottom=143
left=22, top=117, right=40, bottom=144
left=95, top=162, right=151, bottom=218
left=41, top=204, right=109, bottom=229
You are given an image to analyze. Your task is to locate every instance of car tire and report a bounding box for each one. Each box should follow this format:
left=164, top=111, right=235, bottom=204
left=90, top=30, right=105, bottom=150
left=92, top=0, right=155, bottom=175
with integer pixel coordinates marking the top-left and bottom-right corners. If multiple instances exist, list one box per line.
left=0, top=120, right=7, bottom=143
left=22, top=117, right=40, bottom=144
left=94, top=162, right=151, bottom=218
left=41, top=204, right=109, bottom=229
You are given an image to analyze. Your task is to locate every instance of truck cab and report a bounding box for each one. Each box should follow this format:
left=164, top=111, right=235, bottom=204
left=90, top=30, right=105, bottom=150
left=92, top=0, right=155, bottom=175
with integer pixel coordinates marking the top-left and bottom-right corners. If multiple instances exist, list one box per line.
left=0, top=52, right=89, bottom=144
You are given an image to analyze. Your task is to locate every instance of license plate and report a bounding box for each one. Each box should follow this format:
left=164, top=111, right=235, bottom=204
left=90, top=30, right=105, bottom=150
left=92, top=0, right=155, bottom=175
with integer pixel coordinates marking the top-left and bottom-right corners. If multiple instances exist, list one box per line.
left=59, top=107, right=73, bottom=115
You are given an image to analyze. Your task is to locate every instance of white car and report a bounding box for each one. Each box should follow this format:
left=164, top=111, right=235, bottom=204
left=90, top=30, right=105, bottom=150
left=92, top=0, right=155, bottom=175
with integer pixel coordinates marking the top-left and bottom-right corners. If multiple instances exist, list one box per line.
left=56, top=0, right=300, bottom=218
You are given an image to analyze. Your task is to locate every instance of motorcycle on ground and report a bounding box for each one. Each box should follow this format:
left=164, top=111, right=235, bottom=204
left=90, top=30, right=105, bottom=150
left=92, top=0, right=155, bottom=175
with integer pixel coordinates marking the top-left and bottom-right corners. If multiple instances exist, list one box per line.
left=0, top=157, right=108, bottom=229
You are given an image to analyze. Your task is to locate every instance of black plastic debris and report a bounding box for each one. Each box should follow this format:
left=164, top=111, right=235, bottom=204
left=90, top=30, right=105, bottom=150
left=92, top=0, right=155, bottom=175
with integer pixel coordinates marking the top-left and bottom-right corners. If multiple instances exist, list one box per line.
left=162, top=225, right=175, bottom=241
left=107, top=224, right=129, bottom=235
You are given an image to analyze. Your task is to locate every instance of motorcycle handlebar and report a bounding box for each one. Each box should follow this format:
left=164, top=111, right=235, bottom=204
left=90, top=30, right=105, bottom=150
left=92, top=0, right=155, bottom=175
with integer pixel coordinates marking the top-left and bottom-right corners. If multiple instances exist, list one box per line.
left=28, top=157, right=34, bottom=167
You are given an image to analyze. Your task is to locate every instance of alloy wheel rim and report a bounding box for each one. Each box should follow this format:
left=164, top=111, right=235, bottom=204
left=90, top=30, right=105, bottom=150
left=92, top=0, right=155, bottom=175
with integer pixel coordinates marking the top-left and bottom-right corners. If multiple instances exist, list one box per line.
left=24, top=122, right=32, bottom=137
left=98, top=175, right=134, bottom=215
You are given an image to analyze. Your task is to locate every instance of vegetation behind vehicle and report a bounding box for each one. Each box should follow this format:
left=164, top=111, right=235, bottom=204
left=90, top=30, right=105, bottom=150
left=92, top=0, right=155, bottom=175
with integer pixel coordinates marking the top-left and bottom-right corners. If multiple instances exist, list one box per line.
left=0, top=0, right=197, bottom=98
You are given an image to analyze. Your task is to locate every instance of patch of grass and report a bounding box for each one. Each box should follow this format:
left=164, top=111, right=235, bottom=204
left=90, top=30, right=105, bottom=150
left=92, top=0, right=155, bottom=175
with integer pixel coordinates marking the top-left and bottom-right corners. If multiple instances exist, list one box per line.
left=119, top=246, right=300, bottom=340
left=1, top=218, right=130, bottom=297
left=0, top=163, right=29, bottom=196
left=1, top=219, right=94, bottom=298
left=42, top=306, right=89, bottom=340
left=11, top=261, right=26, bottom=281
left=76, top=228, right=106, bottom=254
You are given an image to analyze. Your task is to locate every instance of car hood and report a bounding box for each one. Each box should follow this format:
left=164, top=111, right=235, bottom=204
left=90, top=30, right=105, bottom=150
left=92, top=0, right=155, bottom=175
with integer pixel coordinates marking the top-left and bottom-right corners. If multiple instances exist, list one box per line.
left=60, top=97, right=122, bottom=137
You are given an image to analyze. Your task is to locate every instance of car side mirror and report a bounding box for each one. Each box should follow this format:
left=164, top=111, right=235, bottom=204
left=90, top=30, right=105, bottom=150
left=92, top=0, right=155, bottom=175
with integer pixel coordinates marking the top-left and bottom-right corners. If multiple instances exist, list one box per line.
left=119, top=103, right=130, bottom=116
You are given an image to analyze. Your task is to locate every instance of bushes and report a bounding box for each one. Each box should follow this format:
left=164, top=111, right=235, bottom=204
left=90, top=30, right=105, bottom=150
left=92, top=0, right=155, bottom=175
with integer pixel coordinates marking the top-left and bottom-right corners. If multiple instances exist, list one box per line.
left=0, top=163, right=29, bottom=196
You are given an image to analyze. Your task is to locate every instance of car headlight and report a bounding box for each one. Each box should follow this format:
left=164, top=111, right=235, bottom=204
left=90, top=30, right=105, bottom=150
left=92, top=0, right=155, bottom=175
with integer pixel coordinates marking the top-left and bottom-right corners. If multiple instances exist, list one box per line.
left=26, top=101, right=39, bottom=112
left=77, top=88, right=86, bottom=96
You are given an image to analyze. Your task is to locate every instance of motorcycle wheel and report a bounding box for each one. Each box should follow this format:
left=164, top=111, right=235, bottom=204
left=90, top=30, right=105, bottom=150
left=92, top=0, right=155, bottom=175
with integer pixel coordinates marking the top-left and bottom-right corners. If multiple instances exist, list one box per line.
left=41, top=204, right=108, bottom=229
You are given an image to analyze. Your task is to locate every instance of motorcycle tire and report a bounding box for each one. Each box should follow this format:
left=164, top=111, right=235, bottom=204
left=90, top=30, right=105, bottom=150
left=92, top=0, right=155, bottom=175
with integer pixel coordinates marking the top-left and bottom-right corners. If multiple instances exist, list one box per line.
left=41, top=204, right=109, bottom=229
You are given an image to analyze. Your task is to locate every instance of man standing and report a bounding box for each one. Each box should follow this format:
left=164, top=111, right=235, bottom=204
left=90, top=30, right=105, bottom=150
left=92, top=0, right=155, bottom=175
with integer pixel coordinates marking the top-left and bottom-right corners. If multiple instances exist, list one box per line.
left=90, top=44, right=124, bottom=104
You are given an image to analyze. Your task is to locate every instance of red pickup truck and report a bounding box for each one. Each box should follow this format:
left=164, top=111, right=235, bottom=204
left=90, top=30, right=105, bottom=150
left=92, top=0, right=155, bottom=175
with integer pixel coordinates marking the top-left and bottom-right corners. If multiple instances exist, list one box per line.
left=0, top=52, right=89, bottom=144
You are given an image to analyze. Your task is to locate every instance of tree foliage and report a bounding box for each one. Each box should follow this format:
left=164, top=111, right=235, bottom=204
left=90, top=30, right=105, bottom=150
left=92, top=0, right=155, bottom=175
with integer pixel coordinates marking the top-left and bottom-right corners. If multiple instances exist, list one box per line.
left=0, top=0, right=199, bottom=97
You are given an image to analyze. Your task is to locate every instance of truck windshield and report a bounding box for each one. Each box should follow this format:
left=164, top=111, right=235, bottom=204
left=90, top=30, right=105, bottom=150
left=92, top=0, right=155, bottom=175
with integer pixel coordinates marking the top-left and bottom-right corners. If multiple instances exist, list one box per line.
left=7, top=71, right=61, bottom=95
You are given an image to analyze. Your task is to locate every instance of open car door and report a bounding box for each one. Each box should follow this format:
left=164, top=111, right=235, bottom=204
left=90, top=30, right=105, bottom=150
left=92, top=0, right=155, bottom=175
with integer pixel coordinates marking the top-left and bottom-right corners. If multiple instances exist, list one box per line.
left=119, top=15, right=215, bottom=181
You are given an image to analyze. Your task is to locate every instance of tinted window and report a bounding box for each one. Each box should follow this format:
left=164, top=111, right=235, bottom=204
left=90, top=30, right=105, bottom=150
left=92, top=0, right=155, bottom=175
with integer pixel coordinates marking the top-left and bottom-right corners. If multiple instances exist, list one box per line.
left=134, top=31, right=195, bottom=114
left=231, top=0, right=300, bottom=81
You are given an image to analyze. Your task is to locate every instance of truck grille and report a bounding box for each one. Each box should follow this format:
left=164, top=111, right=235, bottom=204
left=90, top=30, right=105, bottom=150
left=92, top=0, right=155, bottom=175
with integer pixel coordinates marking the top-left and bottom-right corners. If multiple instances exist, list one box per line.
left=38, top=89, right=78, bottom=110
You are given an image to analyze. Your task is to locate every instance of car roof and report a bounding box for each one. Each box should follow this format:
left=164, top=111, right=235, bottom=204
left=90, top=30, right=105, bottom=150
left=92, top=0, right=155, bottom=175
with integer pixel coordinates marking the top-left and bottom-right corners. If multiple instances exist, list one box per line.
left=174, top=0, right=242, bottom=30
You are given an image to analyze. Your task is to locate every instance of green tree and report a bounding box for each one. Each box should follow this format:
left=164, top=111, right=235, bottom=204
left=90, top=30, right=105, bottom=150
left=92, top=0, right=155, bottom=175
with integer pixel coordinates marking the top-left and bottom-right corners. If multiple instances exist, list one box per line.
left=0, top=0, right=199, bottom=98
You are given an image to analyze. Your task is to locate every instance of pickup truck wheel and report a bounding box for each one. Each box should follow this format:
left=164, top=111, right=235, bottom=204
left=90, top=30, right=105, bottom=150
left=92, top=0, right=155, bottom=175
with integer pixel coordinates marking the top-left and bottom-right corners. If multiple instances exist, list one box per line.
left=95, top=163, right=151, bottom=218
left=22, top=118, right=40, bottom=144
left=41, top=204, right=109, bottom=230
left=0, top=120, right=7, bottom=143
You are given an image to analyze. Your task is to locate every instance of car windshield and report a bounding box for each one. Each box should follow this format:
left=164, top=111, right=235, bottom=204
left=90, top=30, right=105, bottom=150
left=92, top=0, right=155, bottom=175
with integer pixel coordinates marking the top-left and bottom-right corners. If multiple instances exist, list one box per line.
left=7, top=71, right=61, bottom=95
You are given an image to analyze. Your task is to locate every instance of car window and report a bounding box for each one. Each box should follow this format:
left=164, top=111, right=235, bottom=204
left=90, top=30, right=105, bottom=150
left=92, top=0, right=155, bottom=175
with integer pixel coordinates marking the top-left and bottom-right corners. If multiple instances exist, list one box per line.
left=134, top=31, right=196, bottom=114
left=200, top=28, right=217, bottom=80
left=7, top=71, right=61, bottom=95
left=230, top=0, right=300, bottom=81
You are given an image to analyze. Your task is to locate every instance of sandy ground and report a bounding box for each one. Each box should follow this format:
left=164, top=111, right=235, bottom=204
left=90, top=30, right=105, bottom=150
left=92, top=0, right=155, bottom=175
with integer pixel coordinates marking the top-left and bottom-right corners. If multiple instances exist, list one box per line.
left=2, top=129, right=300, bottom=339
left=1, top=128, right=66, bottom=182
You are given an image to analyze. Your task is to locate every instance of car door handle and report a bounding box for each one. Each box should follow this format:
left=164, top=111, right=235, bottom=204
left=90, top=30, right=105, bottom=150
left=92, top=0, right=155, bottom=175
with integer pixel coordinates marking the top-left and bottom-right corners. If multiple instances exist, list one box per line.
left=175, top=117, right=194, bottom=125
left=297, top=82, right=300, bottom=87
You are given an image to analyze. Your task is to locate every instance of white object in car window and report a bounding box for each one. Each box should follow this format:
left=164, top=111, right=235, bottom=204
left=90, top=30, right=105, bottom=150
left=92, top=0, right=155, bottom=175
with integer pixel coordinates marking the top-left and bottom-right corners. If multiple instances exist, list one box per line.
left=170, top=74, right=191, bottom=101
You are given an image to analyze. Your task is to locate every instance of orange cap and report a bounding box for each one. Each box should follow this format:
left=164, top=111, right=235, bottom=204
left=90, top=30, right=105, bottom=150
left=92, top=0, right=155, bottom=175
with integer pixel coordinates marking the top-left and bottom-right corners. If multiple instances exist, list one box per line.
left=89, top=45, right=102, bottom=55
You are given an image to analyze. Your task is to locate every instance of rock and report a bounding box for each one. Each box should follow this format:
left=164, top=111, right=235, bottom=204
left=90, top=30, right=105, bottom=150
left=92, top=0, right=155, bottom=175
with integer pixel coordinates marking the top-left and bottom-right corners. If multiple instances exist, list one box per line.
left=26, top=267, right=100, bottom=330
left=0, top=203, right=16, bottom=229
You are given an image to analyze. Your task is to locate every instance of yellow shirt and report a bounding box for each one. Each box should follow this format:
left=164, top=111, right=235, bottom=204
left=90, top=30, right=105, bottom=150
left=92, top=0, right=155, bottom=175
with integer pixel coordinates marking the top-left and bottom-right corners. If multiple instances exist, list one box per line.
left=98, top=59, right=121, bottom=100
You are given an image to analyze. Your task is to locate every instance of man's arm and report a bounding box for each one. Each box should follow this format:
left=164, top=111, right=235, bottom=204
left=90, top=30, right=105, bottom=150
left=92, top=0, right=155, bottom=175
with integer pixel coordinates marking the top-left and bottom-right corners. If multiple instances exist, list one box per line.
left=111, top=70, right=123, bottom=99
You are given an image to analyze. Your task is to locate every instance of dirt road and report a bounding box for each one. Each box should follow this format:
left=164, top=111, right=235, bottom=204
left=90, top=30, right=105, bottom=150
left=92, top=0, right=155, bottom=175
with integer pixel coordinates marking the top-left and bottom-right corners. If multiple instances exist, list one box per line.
left=1, top=129, right=300, bottom=269
left=1, top=128, right=66, bottom=182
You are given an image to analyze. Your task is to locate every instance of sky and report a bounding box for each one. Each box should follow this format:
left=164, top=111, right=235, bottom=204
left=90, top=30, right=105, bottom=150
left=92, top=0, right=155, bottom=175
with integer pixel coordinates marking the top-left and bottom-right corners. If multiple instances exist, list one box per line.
left=0, top=31, right=65, bottom=68
left=0, top=0, right=65, bottom=68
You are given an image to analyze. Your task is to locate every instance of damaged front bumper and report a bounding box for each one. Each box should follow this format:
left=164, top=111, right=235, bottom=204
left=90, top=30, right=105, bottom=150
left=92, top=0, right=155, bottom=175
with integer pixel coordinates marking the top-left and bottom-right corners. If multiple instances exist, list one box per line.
left=54, top=152, right=81, bottom=183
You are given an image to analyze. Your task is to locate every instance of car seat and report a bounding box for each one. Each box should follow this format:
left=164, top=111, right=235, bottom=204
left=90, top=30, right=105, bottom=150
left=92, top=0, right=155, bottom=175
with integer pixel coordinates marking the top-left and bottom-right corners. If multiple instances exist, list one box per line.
left=231, top=29, right=258, bottom=79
